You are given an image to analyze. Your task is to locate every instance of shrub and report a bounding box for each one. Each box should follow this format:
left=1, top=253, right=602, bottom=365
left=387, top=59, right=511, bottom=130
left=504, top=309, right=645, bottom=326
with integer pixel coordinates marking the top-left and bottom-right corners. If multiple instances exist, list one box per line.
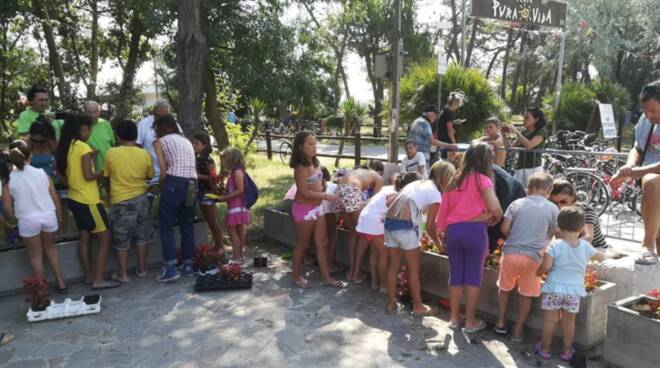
left=226, top=123, right=256, bottom=168
left=396, top=60, right=505, bottom=141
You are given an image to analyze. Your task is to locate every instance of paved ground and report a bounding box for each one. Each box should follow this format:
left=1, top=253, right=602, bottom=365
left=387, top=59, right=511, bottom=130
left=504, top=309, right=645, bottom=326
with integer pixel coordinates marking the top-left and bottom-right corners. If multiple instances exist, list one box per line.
left=0, top=235, right=607, bottom=368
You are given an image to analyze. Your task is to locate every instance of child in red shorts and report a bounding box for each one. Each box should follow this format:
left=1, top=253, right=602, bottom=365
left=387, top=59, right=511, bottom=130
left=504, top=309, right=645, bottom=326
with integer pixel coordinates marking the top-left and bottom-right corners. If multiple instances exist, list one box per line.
left=496, top=173, right=558, bottom=341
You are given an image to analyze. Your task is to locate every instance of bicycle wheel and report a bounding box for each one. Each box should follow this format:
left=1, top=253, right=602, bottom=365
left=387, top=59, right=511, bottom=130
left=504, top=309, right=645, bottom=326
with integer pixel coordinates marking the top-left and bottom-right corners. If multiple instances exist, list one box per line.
left=279, top=141, right=292, bottom=165
left=565, top=172, right=611, bottom=217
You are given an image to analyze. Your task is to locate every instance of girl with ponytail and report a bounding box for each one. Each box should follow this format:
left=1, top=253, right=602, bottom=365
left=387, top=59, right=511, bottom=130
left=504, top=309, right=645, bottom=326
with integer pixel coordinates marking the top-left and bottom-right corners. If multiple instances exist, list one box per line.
left=3, top=140, right=67, bottom=293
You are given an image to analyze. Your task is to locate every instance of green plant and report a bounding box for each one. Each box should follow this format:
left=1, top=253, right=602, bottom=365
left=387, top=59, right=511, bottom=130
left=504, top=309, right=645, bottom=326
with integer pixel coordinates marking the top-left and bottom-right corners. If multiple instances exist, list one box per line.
left=226, top=123, right=256, bottom=168
left=395, top=60, right=504, bottom=140
left=336, top=97, right=367, bottom=166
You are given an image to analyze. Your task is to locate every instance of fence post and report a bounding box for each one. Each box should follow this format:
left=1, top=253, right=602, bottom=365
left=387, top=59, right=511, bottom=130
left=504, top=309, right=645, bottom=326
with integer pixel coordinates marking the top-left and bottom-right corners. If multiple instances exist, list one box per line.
left=355, top=132, right=361, bottom=167
left=265, top=130, right=272, bottom=160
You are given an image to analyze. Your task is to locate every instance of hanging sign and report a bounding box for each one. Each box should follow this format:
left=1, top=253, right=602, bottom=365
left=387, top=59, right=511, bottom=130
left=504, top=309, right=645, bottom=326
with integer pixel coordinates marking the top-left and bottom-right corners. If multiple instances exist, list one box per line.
left=598, top=103, right=617, bottom=139
left=471, top=0, right=567, bottom=29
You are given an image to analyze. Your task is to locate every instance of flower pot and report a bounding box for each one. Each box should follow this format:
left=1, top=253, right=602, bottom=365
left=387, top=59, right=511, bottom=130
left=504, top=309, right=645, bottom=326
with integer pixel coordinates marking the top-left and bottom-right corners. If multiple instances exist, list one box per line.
left=31, top=299, right=51, bottom=312
left=193, top=272, right=253, bottom=292
left=253, top=256, right=268, bottom=268
left=604, top=295, right=660, bottom=368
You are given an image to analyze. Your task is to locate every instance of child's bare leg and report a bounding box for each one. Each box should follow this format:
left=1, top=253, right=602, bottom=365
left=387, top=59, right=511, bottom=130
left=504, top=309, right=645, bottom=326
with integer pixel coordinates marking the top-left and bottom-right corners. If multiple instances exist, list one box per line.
left=352, top=236, right=369, bottom=282
left=368, top=241, right=379, bottom=287
left=228, top=226, right=241, bottom=261
left=238, top=224, right=246, bottom=254
left=41, top=231, right=66, bottom=288
left=449, top=286, right=464, bottom=325
left=313, top=216, right=337, bottom=284
left=559, top=311, right=577, bottom=355
left=136, top=244, right=148, bottom=274
left=513, top=295, right=533, bottom=338
left=541, top=310, right=560, bottom=353
left=496, top=290, right=511, bottom=329
left=292, top=221, right=314, bottom=287
left=78, top=230, right=93, bottom=283
left=325, top=213, right=337, bottom=272
left=344, top=212, right=359, bottom=279
left=386, top=248, right=402, bottom=312
left=376, top=238, right=387, bottom=291
left=24, top=235, right=46, bottom=280
left=92, top=230, right=112, bottom=286
left=200, top=204, right=223, bottom=249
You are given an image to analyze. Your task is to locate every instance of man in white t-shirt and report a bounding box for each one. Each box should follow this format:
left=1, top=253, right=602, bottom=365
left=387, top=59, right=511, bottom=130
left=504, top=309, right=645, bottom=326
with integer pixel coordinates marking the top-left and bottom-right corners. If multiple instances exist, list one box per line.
left=401, top=140, right=427, bottom=177
left=136, top=100, right=181, bottom=185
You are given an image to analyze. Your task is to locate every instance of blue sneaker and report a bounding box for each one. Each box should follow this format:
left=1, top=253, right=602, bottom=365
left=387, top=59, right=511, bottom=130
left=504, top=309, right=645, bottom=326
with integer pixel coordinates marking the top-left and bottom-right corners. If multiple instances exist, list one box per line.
left=157, top=265, right=180, bottom=283
left=178, top=263, right=195, bottom=277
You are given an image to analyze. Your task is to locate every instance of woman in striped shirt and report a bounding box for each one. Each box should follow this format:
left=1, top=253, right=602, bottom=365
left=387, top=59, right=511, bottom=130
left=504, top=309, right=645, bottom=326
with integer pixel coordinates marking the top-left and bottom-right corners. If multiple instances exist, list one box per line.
left=550, top=180, right=607, bottom=248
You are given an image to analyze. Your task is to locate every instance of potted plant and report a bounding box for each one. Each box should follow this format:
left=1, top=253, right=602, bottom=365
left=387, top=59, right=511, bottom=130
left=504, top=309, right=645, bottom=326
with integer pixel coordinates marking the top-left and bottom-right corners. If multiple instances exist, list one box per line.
left=192, top=244, right=224, bottom=274
left=23, top=276, right=50, bottom=312
left=194, top=262, right=253, bottom=292
left=605, top=289, right=660, bottom=368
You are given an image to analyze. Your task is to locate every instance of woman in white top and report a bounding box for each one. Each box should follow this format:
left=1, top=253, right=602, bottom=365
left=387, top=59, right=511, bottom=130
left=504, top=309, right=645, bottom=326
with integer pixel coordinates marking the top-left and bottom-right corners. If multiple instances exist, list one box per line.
left=353, top=172, right=422, bottom=291
left=3, top=140, right=66, bottom=292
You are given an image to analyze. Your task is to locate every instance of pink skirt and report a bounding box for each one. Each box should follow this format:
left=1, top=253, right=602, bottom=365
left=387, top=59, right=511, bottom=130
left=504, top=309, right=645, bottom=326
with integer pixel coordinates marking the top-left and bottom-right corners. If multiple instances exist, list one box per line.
left=226, top=207, right=250, bottom=226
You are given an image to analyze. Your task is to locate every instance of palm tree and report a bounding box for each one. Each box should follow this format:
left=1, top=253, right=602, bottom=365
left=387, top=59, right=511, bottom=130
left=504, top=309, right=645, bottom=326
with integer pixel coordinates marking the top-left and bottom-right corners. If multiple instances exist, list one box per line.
left=336, top=97, right=366, bottom=166
left=245, top=97, right=267, bottom=151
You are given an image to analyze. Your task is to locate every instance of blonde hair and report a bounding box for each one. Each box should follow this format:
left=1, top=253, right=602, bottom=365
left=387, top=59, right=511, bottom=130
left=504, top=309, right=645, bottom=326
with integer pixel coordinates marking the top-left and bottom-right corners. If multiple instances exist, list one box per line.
left=428, top=160, right=456, bottom=192
left=221, top=147, right=245, bottom=174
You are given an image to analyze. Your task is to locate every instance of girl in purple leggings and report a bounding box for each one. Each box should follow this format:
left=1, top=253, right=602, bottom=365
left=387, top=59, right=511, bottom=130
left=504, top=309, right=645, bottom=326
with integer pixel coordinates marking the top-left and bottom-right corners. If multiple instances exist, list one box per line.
left=438, top=142, right=503, bottom=333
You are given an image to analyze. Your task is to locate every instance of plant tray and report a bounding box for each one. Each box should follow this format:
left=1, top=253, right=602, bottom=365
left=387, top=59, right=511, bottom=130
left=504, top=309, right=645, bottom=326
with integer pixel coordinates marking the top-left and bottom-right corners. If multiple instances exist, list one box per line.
left=194, top=272, right=253, bottom=292
left=26, top=295, right=102, bottom=322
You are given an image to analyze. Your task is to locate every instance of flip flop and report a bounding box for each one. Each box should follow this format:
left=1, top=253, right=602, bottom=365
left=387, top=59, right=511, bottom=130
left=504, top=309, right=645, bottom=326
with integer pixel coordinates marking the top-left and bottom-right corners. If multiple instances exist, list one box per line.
left=321, top=280, right=349, bottom=288
left=110, top=272, right=130, bottom=283
left=410, top=306, right=438, bottom=317
left=535, top=342, right=552, bottom=360
left=353, top=274, right=368, bottom=284
left=635, top=252, right=658, bottom=265
left=386, top=301, right=400, bottom=315
left=293, top=277, right=309, bottom=289
left=462, top=320, right=487, bottom=334
left=91, top=280, right=121, bottom=290
left=560, top=349, right=575, bottom=362
left=0, top=333, right=14, bottom=347
left=449, top=316, right=466, bottom=329
left=493, top=324, right=507, bottom=335
left=135, top=269, right=148, bottom=278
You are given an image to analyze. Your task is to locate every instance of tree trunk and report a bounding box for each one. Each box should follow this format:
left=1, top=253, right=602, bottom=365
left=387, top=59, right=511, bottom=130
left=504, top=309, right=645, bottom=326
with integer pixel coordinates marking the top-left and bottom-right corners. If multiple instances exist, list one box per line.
left=203, top=63, right=229, bottom=150
left=340, top=61, right=351, bottom=99
left=499, top=29, right=514, bottom=99
left=448, top=0, right=461, bottom=61
left=464, top=19, right=479, bottom=68
left=335, top=118, right=352, bottom=167
left=116, top=12, right=144, bottom=119
left=176, top=0, right=207, bottom=135
left=34, top=0, right=72, bottom=109
left=88, top=0, right=99, bottom=99
left=486, top=48, right=503, bottom=79
left=364, top=52, right=382, bottom=137
left=509, top=31, right=527, bottom=111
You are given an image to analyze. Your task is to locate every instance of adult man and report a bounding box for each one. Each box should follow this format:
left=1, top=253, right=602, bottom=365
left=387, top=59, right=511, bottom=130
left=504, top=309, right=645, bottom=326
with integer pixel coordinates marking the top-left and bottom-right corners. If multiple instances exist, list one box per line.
left=15, top=86, right=64, bottom=140
left=84, top=101, right=115, bottom=170
left=137, top=100, right=179, bottom=186
left=408, top=105, right=458, bottom=166
left=611, top=81, right=660, bottom=265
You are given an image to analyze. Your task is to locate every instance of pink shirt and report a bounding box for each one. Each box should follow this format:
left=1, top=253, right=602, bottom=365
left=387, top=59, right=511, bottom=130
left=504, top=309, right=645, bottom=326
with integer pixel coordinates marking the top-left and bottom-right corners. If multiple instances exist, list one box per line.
left=437, top=173, right=493, bottom=231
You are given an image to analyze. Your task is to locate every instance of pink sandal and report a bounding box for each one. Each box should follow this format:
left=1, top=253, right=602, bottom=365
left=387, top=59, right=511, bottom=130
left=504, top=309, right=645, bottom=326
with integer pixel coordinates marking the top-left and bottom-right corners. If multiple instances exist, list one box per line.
left=535, top=342, right=551, bottom=360
left=560, top=349, right=575, bottom=362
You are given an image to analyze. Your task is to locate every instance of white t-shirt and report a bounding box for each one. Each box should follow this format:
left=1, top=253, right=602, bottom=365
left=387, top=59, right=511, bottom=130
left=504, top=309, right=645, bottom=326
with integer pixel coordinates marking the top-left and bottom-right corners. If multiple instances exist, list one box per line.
left=136, top=116, right=182, bottom=183
left=400, top=152, right=427, bottom=177
left=8, top=165, right=56, bottom=219
left=322, top=182, right=338, bottom=214
left=359, top=185, right=396, bottom=220
left=408, top=179, right=442, bottom=212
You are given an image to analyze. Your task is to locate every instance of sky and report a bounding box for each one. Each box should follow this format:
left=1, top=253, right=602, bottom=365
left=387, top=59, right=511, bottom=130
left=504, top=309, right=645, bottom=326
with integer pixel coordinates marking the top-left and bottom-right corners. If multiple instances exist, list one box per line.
left=97, top=0, right=447, bottom=104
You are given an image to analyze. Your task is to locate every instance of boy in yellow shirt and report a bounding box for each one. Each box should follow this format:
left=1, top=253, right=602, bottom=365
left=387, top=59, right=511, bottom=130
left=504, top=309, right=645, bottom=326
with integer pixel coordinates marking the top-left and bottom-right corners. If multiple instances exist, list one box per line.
left=104, top=120, right=155, bottom=282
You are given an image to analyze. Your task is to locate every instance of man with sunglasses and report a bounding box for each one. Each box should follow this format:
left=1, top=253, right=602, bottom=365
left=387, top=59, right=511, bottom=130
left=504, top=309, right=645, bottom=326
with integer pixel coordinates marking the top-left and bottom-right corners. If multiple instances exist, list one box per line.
left=611, top=81, right=660, bottom=265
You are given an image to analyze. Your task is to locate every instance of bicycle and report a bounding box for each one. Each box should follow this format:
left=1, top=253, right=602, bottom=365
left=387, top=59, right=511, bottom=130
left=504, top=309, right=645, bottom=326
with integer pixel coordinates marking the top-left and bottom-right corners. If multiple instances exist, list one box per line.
left=278, top=139, right=293, bottom=165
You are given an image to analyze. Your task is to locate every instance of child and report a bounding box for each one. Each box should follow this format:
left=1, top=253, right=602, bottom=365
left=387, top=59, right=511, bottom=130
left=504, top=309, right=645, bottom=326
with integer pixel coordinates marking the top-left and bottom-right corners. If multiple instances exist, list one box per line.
left=536, top=206, right=607, bottom=361
left=104, top=120, right=155, bottom=282
left=495, top=173, right=558, bottom=341
left=289, top=131, right=344, bottom=288
left=153, top=114, right=198, bottom=282
left=320, top=166, right=339, bottom=272
left=401, top=140, right=427, bottom=177
left=480, top=117, right=506, bottom=167
left=190, top=131, right=224, bottom=253
left=549, top=179, right=607, bottom=248
left=4, top=140, right=66, bottom=293
left=55, top=113, right=118, bottom=289
left=214, top=148, right=250, bottom=263
left=385, top=161, right=455, bottom=315
left=354, top=172, right=421, bottom=291
left=438, top=142, right=503, bottom=332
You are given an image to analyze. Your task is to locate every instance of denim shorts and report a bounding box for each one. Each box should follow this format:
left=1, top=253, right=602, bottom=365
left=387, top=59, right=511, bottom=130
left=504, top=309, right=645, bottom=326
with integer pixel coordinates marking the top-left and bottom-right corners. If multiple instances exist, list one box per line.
left=109, top=194, right=155, bottom=251
left=197, top=190, right=216, bottom=206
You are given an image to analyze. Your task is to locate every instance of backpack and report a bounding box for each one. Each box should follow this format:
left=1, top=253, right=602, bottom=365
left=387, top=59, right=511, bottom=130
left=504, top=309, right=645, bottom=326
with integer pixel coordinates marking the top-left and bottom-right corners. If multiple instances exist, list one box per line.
left=243, top=171, right=259, bottom=209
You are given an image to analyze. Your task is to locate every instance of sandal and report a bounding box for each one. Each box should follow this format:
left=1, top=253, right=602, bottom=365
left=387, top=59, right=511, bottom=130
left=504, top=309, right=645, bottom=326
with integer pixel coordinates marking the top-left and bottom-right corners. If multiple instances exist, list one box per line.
left=110, top=272, right=130, bottom=283
left=0, top=333, right=14, bottom=347
left=535, top=342, right=551, bottom=360
left=293, top=277, right=309, bottom=289
left=410, top=306, right=438, bottom=317
left=386, top=302, right=399, bottom=315
left=462, top=319, right=487, bottom=334
left=635, top=251, right=658, bottom=265
left=135, top=269, right=148, bottom=278
left=353, top=274, right=368, bottom=284
left=493, top=324, right=507, bottom=335
left=560, top=349, right=575, bottom=362
left=91, top=280, right=121, bottom=290
left=321, top=280, right=349, bottom=289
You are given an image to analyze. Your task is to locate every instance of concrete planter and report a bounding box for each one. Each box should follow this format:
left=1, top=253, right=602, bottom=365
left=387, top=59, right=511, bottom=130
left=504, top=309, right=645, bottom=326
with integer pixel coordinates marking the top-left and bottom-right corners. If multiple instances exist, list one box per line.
left=604, top=295, right=660, bottom=368
left=419, top=251, right=616, bottom=350
left=0, top=222, right=209, bottom=296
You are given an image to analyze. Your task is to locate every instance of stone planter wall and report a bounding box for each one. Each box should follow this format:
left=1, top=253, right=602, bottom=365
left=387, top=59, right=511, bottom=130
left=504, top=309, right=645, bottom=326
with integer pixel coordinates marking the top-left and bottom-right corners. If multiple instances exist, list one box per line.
left=264, top=209, right=617, bottom=349
left=0, top=222, right=209, bottom=296
left=604, top=295, right=660, bottom=368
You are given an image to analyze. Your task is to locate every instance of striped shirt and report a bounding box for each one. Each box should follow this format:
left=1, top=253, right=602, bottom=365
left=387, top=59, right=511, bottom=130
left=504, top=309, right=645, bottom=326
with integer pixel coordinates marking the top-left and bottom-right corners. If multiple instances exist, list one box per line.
left=159, top=134, right=197, bottom=179
left=579, top=203, right=607, bottom=248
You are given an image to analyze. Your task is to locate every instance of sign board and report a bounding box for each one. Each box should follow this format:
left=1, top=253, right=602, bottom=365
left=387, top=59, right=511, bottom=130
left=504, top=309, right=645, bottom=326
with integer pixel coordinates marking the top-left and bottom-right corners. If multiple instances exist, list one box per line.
left=598, top=102, right=617, bottom=139
left=471, top=0, right=567, bottom=29
left=437, top=55, right=448, bottom=75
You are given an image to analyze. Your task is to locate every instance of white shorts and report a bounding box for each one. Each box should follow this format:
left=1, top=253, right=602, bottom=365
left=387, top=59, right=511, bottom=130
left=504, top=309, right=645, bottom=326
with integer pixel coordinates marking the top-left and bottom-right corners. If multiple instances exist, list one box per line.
left=356, top=216, right=384, bottom=236
left=514, top=166, right=543, bottom=187
left=322, top=199, right=336, bottom=215
left=384, top=229, right=420, bottom=250
left=18, top=212, right=58, bottom=238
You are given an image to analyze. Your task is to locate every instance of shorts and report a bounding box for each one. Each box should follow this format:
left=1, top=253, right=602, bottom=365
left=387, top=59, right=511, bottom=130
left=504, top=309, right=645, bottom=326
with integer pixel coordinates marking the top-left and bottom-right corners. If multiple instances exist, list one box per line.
left=333, top=184, right=363, bottom=213
left=109, top=194, right=155, bottom=251
left=497, top=253, right=542, bottom=297
left=358, top=232, right=383, bottom=242
left=356, top=216, right=384, bottom=237
left=18, top=212, right=58, bottom=238
left=541, top=293, right=580, bottom=314
left=57, top=189, right=69, bottom=199
left=384, top=219, right=419, bottom=250
left=197, top=190, right=216, bottom=206
left=322, top=198, right=336, bottom=214
left=292, top=202, right=324, bottom=223
left=67, top=198, right=108, bottom=234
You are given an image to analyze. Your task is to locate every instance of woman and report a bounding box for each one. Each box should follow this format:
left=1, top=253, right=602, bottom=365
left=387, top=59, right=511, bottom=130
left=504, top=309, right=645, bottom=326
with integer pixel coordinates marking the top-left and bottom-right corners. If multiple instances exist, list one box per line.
left=503, top=107, right=547, bottom=187
left=435, top=92, right=465, bottom=160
